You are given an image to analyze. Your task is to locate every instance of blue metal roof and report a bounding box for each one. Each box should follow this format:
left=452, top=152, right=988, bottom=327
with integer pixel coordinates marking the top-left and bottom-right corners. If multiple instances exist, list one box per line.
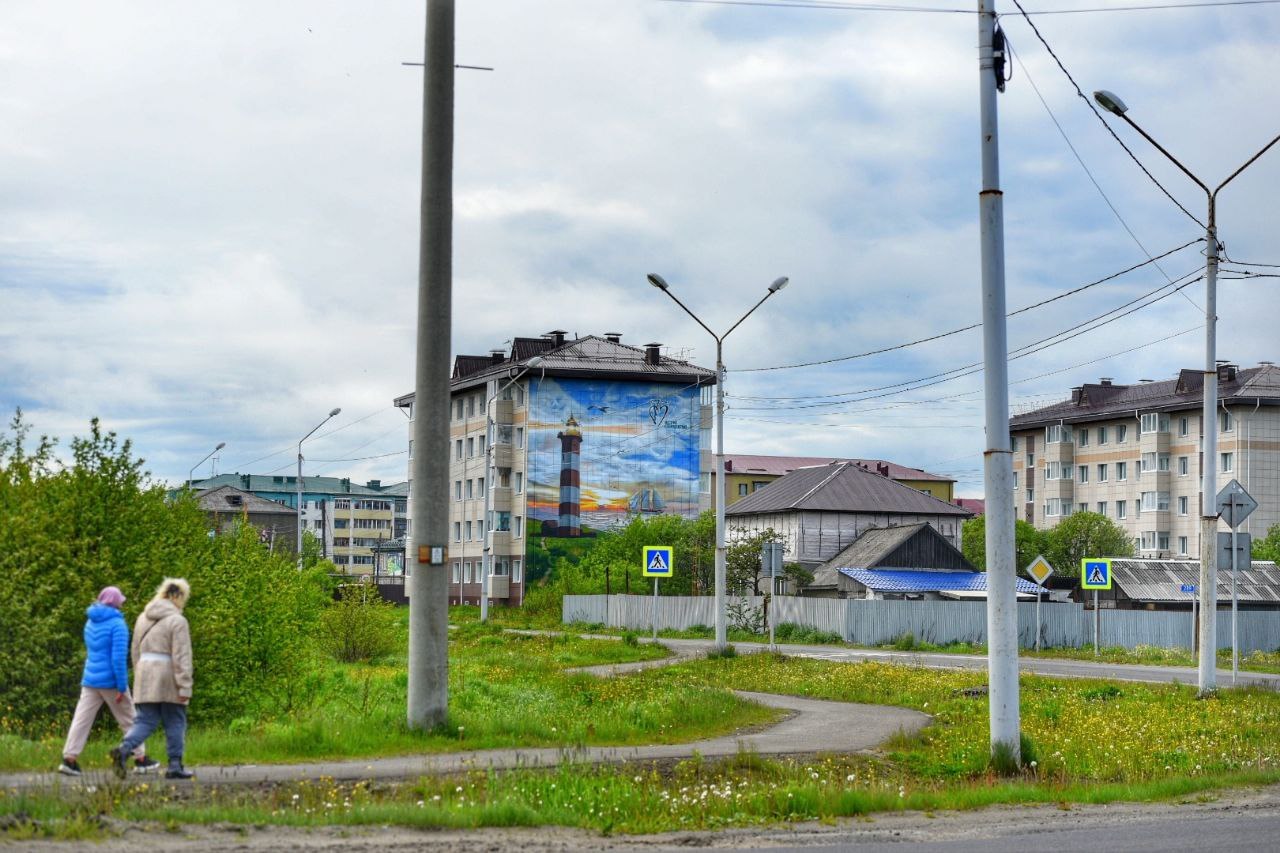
left=837, top=568, right=1040, bottom=594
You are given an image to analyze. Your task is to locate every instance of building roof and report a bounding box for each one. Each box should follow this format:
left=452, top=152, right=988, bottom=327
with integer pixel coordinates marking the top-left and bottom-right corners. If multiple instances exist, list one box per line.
left=808, top=523, right=972, bottom=588
left=953, top=498, right=985, bottom=515
left=837, top=568, right=1041, bottom=594
left=725, top=461, right=973, bottom=518
left=1010, top=364, right=1280, bottom=429
left=1109, top=559, right=1280, bottom=604
left=196, top=485, right=295, bottom=515
left=723, top=454, right=953, bottom=483
left=192, top=473, right=408, bottom=497
left=394, top=334, right=716, bottom=406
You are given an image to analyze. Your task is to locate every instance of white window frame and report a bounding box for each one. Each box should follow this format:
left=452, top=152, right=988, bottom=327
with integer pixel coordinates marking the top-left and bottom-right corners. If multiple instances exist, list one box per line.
left=1117, top=500, right=1128, bottom=520
left=1097, top=463, right=1108, bottom=482
left=1221, top=452, right=1234, bottom=473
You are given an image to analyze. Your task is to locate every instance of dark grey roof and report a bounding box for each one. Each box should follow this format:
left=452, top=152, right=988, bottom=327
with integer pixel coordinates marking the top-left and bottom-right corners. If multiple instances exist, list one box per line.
left=1011, top=365, right=1280, bottom=429
left=396, top=335, right=715, bottom=406
left=192, top=474, right=406, bottom=497
left=196, top=485, right=295, bottom=515
left=808, top=523, right=972, bottom=588
left=1110, top=559, right=1280, bottom=604
left=726, top=462, right=973, bottom=519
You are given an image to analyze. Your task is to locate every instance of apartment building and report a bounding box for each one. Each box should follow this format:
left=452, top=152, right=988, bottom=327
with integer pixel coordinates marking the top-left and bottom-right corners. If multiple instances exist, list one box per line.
left=190, top=473, right=408, bottom=573
left=1009, top=363, right=1280, bottom=559
left=395, top=331, right=715, bottom=607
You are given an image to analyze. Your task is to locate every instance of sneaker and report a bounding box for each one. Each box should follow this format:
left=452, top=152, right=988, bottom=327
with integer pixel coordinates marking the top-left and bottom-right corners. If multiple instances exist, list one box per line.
left=108, top=746, right=128, bottom=780
left=57, top=758, right=82, bottom=777
left=134, top=756, right=161, bottom=774
left=164, top=766, right=195, bottom=780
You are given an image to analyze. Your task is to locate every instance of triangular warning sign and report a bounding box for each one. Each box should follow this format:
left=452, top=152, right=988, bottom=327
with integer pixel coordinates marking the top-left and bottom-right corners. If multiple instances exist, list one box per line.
left=1087, top=566, right=1105, bottom=585
left=648, top=551, right=668, bottom=572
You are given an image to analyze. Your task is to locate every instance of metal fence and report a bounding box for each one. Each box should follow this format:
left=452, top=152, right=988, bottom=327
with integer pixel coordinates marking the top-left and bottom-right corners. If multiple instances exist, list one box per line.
left=562, top=594, right=1280, bottom=653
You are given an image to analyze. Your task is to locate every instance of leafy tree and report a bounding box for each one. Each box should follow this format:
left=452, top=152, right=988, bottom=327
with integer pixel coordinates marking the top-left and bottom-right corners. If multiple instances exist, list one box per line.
left=1042, top=511, right=1135, bottom=581
left=961, top=515, right=1047, bottom=574
left=576, top=512, right=713, bottom=596
left=726, top=527, right=787, bottom=595
left=1253, top=523, right=1280, bottom=564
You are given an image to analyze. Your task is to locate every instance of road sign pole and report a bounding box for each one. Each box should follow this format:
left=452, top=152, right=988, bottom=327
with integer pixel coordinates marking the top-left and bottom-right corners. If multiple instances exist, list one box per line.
left=1093, top=590, right=1099, bottom=656
left=652, top=577, right=659, bottom=641
left=1035, top=583, right=1042, bottom=653
left=1232, top=519, right=1238, bottom=683
left=1191, top=593, right=1197, bottom=654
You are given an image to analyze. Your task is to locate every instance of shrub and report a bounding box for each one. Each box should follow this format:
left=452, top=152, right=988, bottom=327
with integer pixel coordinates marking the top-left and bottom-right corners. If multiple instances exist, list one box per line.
left=621, top=631, right=639, bottom=647
left=892, top=631, right=917, bottom=651
left=317, top=583, right=402, bottom=664
left=706, top=644, right=738, bottom=660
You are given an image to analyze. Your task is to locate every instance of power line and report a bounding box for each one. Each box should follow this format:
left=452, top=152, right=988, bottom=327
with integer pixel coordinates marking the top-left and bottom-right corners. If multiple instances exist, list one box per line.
left=222, top=406, right=397, bottom=472
left=659, top=0, right=1280, bottom=14
left=1006, top=0, right=1207, bottom=229
left=737, top=242, right=1199, bottom=376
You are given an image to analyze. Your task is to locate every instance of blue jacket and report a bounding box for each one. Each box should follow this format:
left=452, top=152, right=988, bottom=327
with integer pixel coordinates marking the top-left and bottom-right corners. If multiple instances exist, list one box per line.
left=81, top=603, right=129, bottom=693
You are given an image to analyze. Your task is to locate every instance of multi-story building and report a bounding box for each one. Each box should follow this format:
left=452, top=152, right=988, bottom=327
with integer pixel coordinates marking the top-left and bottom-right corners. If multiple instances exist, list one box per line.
left=1009, top=363, right=1280, bottom=559
left=190, top=473, right=408, bottom=573
left=395, top=331, right=715, bottom=606
left=712, top=454, right=957, bottom=508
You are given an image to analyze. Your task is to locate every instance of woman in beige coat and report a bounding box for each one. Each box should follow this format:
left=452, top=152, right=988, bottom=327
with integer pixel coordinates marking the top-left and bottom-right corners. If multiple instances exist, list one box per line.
left=110, top=578, right=195, bottom=780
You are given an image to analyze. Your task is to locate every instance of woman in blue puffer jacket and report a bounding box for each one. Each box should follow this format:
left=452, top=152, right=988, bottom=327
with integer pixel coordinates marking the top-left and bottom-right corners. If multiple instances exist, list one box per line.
left=57, top=586, right=159, bottom=776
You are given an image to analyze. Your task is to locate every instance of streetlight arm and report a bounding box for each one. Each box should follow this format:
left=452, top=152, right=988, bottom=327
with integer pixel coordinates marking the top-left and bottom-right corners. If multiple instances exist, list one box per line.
left=1117, top=112, right=1210, bottom=196
left=723, top=290, right=776, bottom=341
left=1215, top=131, right=1280, bottom=198
left=655, top=287, right=720, bottom=343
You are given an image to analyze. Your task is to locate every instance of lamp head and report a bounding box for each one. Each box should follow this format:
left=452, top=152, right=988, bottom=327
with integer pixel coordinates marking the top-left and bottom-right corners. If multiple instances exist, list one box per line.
left=214, top=441, right=226, bottom=450
left=526, top=356, right=544, bottom=368
left=329, top=407, right=342, bottom=418
left=1092, top=90, right=1128, bottom=116
left=768, top=276, right=790, bottom=293
left=646, top=273, right=670, bottom=291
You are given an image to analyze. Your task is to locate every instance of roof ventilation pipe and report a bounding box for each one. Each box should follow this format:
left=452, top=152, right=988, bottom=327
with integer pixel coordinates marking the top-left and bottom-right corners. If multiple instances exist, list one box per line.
left=644, top=342, right=662, bottom=366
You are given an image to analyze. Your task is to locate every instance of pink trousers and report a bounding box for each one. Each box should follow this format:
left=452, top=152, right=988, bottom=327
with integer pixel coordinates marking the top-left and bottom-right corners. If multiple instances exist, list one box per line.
left=62, top=686, right=146, bottom=760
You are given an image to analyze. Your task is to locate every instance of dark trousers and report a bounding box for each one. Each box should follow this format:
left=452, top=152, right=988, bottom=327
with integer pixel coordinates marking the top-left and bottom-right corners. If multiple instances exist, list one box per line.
left=120, top=702, right=187, bottom=768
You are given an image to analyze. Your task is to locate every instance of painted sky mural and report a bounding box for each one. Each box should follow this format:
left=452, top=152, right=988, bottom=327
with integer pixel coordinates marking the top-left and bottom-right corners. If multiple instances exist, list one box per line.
left=527, top=377, right=703, bottom=542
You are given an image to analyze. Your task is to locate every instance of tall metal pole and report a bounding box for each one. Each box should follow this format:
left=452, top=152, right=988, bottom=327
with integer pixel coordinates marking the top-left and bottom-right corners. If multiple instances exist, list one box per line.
left=481, top=384, right=494, bottom=624
left=407, top=0, right=453, bottom=730
left=1198, top=201, right=1219, bottom=694
left=296, top=448, right=304, bottom=567
left=977, top=0, right=1019, bottom=763
left=714, top=338, right=727, bottom=650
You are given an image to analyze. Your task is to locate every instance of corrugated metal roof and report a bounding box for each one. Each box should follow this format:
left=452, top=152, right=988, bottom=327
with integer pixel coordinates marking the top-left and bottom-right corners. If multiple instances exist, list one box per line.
left=725, top=461, right=973, bottom=518
left=724, top=454, right=953, bottom=483
left=192, top=474, right=407, bottom=497
left=196, top=485, right=294, bottom=515
left=1110, top=559, right=1280, bottom=603
left=808, top=523, right=971, bottom=589
left=837, top=568, right=1041, bottom=594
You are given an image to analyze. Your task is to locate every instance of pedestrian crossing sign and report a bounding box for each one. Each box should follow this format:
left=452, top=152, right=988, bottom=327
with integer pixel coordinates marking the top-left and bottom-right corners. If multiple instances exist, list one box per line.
left=643, top=545, right=673, bottom=577
left=1081, top=558, right=1112, bottom=590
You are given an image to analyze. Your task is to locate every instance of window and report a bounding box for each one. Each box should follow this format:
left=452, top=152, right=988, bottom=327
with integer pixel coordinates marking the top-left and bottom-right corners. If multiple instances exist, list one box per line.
left=352, top=518, right=390, bottom=530
left=335, top=498, right=351, bottom=510
left=1221, top=452, right=1234, bottom=472
left=1140, top=413, right=1169, bottom=434
left=1158, top=532, right=1170, bottom=551
left=513, top=559, right=523, bottom=584
left=454, top=480, right=462, bottom=501
left=464, top=521, right=472, bottom=541
left=465, top=479, right=474, bottom=500
left=1044, top=498, right=1060, bottom=517
left=1179, top=416, right=1190, bottom=436
left=478, top=435, right=486, bottom=454
left=1061, top=503, right=1073, bottom=517
left=454, top=400, right=463, bottom=420
left=699, top=473, right=710, bottom=494
left=334, top=519, right=349, bottom=529
left=455, top=439, right=463, bottom=460
left=1078, top=428, right=1089, bottom=447
left=452, top=561, right=461, bottom=583
left=1178, top=496, right=1189, bottom=516
left=515, top=515, right=523, bottom=537
left=1098, top=426, right=1109, bottom=445
left=738, top=483, right=749, bottom=496
left=1220, top=410, right=1234, bottom=433
left=333, top=537, right=350, bottom=548
left=1116, top=461, right=1128, bottom=481
left=1117, top=424, right=1129, bottom=443
left=1097, top=501, right=1108, bottom=516
left=453, top=522, right=461, bottom=542
left=467, top=396, right=476, bottom=417
left=1141, top=453, right=1170, bottom=473
left=1140, top=491, right=1170, bottom=512
left=516, top=427, right=525, bottom=449
left=1141, top=531, right=1157, bottom=550
left=1046, top=424, right=1071, bottom=444
left=491, top=511, right=511, bottom=532
left=1012, top=436, right=1019, bottom=452
left=478, top=477, right=485, bottom=497
left=753, top=481, right=769, bottom=492
left=1027, top=452, right=1036, bottom=467
left=1178, top=456, right=1189, bottom=476
left=1078, top=502, right=1088, bottom=514
left=463, top=561, right=472, bottom=583
left=1178, top=536, right=1189, bottom=555
left=1078, top=465, right=1088, bottom=483
left=466, top=437, right=475, bottom=458
left=1026, top=488, right=1034, bottom=503
left=1117, top=500, right=1127, bottom=519
left=1012, top=470, right=1018, bottom=490
left=1098, top=463, right=1108, bottom=482
left=516, top=385, right=525, bottom=407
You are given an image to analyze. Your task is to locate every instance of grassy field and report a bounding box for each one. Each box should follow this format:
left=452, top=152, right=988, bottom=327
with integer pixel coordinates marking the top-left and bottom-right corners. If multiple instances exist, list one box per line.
left=7, top=651, right=1280, bottom=839
left=0, top=622, right=775, bottom=773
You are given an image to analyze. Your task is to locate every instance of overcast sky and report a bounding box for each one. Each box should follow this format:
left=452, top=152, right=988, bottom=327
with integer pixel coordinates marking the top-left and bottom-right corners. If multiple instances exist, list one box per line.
left=3, top=0, right=1279, bottom=496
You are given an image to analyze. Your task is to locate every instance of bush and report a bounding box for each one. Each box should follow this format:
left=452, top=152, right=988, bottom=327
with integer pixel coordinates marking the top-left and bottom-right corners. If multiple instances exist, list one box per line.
left=892, top=631, right=918, bottom=651
left=317, top=583, right=402, bottom=664
left=775, top=623, right=843, bottom=645
left=621, top=631, right=639, bottom=647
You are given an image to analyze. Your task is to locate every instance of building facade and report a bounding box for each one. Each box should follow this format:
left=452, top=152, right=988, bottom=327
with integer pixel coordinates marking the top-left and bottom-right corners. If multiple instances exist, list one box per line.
left=190, top=474, right=408, bottom=574
left=713, top=454, right=956, bottom=508
left=1010, top=363, right=1280, bottom=560
left=396, top=332, right=715, bottom=606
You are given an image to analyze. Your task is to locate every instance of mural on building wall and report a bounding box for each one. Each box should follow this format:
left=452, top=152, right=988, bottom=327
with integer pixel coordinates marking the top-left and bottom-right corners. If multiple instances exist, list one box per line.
left=525, top=377, right=703, bottom=574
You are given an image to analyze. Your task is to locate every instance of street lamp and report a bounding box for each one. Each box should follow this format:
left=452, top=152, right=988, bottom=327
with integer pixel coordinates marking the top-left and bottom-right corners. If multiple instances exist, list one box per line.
left=480, top=356, right=542, bottom=622
left=647, top=273, right=790, bottom=650
left=188, top=442, right=226, bottom=487
left=297, top=407, right=342, bottom=568
left=1093, top=89, right=1280, bottom=695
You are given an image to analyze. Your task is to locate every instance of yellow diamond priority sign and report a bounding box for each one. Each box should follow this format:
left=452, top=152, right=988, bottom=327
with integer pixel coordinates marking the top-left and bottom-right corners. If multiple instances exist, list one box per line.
left=1025, top=555, right=1054, bottom=587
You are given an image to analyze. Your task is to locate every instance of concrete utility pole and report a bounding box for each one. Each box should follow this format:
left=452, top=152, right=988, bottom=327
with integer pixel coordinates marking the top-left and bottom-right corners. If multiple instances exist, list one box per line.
left=407, top=0, right=454, bottom=730
left=1092, top=89, right=1280, bottom=696
left=977, top=0, right=1020, bottom=763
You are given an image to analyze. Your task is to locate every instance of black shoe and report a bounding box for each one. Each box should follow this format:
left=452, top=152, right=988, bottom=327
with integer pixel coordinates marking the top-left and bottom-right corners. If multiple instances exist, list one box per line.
left=134, top=755, right=161, bottom=774
left=108, top=747, right=128, bottom=780
left=57, top=758, right=82, bottom=777
left=164, top=766, right=195, bottom=780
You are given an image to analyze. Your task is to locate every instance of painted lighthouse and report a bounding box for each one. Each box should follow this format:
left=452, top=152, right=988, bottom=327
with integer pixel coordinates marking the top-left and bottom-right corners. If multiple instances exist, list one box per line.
left=548, top=414, right=583, bottom=537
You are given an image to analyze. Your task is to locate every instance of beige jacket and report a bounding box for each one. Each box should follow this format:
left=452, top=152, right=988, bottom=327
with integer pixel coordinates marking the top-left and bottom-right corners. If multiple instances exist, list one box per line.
left=130, top=599, right=193, bottom=704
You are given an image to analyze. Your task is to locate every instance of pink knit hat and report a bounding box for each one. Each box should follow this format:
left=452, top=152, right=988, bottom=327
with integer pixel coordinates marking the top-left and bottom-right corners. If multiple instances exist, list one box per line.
left=97, top=586, right=126, bottom=608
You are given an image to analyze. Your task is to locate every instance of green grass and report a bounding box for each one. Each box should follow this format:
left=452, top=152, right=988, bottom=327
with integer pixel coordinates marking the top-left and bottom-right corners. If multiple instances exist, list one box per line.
left=0, top=622, right=775, bottom=772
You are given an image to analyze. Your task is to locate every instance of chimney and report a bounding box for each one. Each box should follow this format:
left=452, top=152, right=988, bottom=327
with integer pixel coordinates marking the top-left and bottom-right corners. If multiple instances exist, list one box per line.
left=1071, top=386, right=1083, bottom=403
left=724, top=459, right=733, bottom=472
left=366, top=479, right=381, bottom=490
left=604, top=332, right=622, bottom=343
left=490, top=349, right=505, bottom=364
left=644, top=342, right=662, bottom=366
left=546, top=329, right=567, bottom=347
left=876, top=462, right=889, bottom=477
left=1099, top=377, right=1113, bottom=386
left=1260, top=361, right=1276, bottom=367
left=1217, top=363, right=1238, bottom=382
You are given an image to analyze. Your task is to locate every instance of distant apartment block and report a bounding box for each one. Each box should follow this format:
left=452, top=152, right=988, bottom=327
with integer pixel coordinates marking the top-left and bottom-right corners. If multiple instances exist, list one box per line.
left=1009, top=363, right=1280, bottom=560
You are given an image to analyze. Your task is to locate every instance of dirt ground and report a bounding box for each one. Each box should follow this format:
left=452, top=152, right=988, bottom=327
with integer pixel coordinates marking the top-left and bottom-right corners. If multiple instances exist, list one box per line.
left=16, top=783, right=1280, bottom=851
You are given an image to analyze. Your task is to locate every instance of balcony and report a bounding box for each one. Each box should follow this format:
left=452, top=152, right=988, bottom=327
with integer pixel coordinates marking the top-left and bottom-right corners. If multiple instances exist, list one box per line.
left=493, top=399, right=514, bottom=425
left=1140, top=430, right=1171, bottom=453
left=1043, top=441, right=1074, bottom=465
left=486, top=574, right=510, bottom=598
left=488, top=530, right=512, bottom=551
left=491, top=486, right=513, bottom=512
left=492, top=444, right=513, bottom=468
